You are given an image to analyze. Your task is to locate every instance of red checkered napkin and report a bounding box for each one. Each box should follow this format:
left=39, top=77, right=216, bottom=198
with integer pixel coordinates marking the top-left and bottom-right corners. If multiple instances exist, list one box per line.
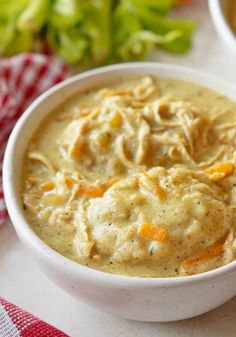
left=0, top=54, right=69, bottom=225
left=0, top=297, right=69, bottom=336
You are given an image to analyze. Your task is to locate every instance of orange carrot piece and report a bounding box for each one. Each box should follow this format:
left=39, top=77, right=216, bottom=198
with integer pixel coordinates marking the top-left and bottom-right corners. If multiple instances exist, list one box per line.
left=139, top=223, right=168, bottom=242
left=206, top=162, right=234, bottom=182
left=181, top=244, right=224, bottom=269
left=40, top=181, right=54, bottom=192
left=76, top=185, right=104, bottom=198
left=64, top=176, right=74, bottom=188
left=142, top=173, right=166, bottom=200
left=109, top=111, right=122, bottom=128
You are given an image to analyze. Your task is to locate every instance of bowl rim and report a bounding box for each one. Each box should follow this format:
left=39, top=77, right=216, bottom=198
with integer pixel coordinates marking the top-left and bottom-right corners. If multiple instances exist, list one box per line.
left=209, top=0, right=236, bottom=54
left=3, top=61, right=236, bottom=288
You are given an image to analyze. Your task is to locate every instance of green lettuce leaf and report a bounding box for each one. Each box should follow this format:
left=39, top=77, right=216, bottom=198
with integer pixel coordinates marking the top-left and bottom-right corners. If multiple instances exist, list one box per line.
left=49, top=0, right=82, bottom=29
left=0, top=0, right=28, bottom=18
left=0, top=17, right=15, bottom=53
left=47, top=26, right=89, bottom=64
left=113, top=0, right=195, bottom=60
left=4, top=30, right=33, bottom=55
left=82, top=0, right=112, bottom=65
left=118, top=30, right=183, bottom=60
left=17, top=0, right=50, bottom=32
left=0, top=0, right=195, bottom=64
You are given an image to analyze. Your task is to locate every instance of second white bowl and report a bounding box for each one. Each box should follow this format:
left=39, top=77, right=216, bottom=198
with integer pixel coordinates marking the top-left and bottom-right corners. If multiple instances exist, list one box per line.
left=209, top=0, right=236, bottom=55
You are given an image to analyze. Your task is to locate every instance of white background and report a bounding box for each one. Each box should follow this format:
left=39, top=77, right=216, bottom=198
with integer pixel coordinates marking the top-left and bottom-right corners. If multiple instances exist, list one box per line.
left=1, top=1, right=236, bottom=336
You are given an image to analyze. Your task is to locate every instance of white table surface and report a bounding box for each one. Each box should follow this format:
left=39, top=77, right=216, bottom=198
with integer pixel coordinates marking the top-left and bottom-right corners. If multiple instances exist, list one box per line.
left=1, top=1, right=236, bottom=336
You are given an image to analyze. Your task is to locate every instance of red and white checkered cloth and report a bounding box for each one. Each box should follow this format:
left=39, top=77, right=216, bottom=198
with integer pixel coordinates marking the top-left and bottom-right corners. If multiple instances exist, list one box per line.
left=0, top=297, right=69, bottom=336
left=0, top=54, right=69, bottom=226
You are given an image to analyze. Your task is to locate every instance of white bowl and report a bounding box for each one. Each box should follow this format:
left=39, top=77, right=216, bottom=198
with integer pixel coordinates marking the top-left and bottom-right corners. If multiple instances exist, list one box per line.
left=209, top=0, right=236, bottom=55
left=3, top=62, right=236, bottom=322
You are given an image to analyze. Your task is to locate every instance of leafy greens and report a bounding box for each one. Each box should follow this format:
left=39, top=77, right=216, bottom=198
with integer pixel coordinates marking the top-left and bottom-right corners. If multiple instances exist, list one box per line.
left=0, top=0, right=195, bottom=65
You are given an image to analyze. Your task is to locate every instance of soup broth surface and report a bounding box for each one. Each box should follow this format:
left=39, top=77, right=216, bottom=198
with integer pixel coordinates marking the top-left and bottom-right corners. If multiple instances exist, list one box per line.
left=22, top=76, right=236, bottom=277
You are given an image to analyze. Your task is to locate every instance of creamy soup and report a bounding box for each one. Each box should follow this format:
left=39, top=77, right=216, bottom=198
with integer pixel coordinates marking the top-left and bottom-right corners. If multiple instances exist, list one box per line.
left=22, top=76, right=236, bottom=277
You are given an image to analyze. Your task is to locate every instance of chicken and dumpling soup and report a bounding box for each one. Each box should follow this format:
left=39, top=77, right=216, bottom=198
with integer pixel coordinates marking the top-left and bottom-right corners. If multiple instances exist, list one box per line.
left=22, top=76, right=236, bottom=277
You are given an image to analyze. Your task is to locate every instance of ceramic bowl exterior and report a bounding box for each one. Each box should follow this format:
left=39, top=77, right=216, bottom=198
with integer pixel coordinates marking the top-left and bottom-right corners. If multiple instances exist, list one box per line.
left=209, top=0, right=236, bottom=55
left=3, top=63, right=236, bottom=322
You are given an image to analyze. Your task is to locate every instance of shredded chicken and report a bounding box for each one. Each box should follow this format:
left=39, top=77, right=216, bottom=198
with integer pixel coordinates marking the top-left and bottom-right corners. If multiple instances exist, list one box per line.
left=117, top=135, right=146, bottom=171
left=28, top=151, right=56, bottom=174
left=58, top=77, right=221, bottom=177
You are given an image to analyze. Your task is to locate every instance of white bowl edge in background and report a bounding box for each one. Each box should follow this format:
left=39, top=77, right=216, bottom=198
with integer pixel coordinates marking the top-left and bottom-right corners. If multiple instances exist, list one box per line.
left=209, top=0, right=236, bottom=55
